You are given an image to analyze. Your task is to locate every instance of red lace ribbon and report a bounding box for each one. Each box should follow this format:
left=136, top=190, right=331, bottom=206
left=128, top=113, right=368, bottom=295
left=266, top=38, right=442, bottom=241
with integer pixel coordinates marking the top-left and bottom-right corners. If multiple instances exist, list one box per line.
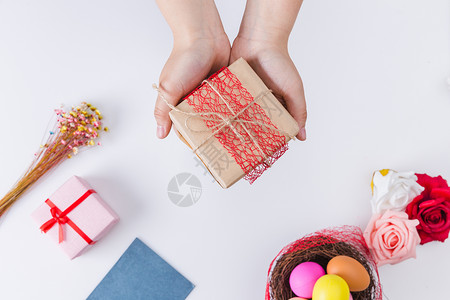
left=186, top=67, right=288, bottom=183
left=40, top=189, right=96, bottom=245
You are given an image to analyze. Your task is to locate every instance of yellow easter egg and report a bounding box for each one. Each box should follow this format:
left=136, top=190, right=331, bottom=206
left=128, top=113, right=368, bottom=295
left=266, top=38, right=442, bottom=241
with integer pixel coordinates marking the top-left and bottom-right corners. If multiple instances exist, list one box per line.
left=312, top=274, right=350, bottom=300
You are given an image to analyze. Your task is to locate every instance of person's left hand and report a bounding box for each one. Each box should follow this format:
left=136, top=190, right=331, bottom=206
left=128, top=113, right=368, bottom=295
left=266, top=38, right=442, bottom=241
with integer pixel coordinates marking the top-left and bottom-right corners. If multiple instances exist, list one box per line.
left=230, top=36, right=307, bottom=141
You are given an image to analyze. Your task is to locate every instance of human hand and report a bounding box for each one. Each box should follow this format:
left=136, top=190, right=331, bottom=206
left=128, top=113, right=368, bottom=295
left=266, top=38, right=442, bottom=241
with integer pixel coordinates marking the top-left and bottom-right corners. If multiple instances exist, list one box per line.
left=230, top=0, right=307, bottom=141
left=230, top=38, right=307, bottom=140
left=154, top=0, right=230, bottom=139
left=154, top=36, right=230, bottom=139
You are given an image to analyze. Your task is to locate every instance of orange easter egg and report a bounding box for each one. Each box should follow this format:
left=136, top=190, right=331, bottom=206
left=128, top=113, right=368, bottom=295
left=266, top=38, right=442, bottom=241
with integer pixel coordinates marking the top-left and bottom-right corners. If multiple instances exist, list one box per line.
left=326, top=256, right=370, bottom=292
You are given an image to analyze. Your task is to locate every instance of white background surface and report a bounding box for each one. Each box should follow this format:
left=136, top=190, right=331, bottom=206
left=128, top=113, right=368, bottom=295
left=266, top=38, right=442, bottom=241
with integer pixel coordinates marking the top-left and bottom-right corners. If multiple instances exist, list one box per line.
left=0, top=0, right=449, bottom=299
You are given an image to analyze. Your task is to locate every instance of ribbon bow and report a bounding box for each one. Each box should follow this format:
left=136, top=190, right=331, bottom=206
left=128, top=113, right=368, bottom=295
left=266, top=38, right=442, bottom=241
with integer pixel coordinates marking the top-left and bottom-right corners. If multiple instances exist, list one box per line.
left=40, top=207, right=69, bottom=243
left=153, top=80, right=296, bottom=159
left=40, top=189, right=96, bottom=245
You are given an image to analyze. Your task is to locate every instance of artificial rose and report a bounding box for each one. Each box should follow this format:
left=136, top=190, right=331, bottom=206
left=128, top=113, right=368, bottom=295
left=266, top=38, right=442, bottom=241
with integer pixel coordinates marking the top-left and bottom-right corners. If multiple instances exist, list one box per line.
left=405, top=173, right=450, bottom=244
left=363, top=210, right=420, bottom=266
left=370, top=169, right=424, bottom=214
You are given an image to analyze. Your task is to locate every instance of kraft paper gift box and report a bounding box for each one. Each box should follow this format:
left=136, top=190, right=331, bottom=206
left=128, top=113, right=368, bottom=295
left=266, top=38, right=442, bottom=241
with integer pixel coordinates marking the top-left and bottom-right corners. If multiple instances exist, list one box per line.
left=169, top=58, right=299, bottom=188
left=31, top=176, right=119, bottom=259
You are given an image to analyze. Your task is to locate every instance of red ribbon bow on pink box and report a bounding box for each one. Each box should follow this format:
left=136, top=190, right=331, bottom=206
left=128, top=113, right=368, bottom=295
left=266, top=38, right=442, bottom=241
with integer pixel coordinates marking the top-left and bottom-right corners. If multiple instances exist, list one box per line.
left=32, top=176, right=119, bottom=259
left=40, top=189, right=96, bottom=245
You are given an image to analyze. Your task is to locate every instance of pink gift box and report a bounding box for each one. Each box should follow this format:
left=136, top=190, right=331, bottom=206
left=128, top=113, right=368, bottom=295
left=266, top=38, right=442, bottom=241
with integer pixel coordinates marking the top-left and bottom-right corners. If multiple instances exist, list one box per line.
left=31, top=176, right=119, bottom=259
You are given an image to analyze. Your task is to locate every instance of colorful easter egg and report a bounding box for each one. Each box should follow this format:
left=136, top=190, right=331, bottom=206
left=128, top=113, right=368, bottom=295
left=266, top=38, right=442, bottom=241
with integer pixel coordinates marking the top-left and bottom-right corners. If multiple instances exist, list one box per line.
left=327, top=256, right=370, bottom=291
left=312, top=274, right=350, bottom=300
left=289, top=262, right=326, bottom=298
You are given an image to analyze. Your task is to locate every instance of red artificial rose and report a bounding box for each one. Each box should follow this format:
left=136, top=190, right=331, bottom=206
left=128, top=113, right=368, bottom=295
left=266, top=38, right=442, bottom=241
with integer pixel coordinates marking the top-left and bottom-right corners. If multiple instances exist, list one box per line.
left=405, top=174, right=450, bottom=244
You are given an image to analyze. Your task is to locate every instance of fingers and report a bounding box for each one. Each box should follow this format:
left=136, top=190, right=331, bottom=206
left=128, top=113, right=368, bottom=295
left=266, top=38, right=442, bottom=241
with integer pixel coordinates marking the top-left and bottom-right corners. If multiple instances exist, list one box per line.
left=155, top=55, right=192, bottom=139
left=154, top=50, right=216, bottom=139
left=232, top=45, right=307, bottom=141
left=154, top=57, right=188, bottom=139
left=154, top=82, right=179, bottom=139
left=283, top=75, right=307, bottom=141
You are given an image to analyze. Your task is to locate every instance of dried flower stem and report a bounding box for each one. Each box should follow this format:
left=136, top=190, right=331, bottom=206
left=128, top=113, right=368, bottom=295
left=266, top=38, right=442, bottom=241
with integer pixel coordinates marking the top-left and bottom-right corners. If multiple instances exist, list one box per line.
left=0, top=102, right=107, bottom=218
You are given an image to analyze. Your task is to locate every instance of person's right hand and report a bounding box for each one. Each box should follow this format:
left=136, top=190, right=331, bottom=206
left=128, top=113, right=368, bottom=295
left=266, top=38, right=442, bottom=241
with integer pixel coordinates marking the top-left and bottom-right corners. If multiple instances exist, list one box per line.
left=154, top=0, right=230, bottom=139
left=154, top=36, right=230, bottom=139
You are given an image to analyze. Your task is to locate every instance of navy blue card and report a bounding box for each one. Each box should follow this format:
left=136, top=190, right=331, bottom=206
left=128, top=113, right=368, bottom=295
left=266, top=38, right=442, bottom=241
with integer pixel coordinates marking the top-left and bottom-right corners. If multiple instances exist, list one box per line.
left=87, top=238, right=194, bottom=300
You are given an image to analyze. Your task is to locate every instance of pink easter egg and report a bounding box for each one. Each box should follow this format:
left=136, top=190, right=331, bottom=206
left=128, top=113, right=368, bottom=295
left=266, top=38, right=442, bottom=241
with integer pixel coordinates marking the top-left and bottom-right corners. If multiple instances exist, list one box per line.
left=289, top=262, right=326, bottom=298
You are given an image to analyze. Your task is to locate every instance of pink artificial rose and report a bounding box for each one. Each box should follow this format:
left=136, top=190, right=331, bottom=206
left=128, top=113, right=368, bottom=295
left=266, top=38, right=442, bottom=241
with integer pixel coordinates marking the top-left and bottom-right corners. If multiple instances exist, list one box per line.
left=363, top=210, right=420, bottom=266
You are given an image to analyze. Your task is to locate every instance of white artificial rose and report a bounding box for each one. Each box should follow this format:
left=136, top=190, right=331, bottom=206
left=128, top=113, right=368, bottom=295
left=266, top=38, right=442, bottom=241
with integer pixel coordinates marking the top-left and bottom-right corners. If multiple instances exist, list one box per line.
left=370, top=169, right=424, bottom=214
